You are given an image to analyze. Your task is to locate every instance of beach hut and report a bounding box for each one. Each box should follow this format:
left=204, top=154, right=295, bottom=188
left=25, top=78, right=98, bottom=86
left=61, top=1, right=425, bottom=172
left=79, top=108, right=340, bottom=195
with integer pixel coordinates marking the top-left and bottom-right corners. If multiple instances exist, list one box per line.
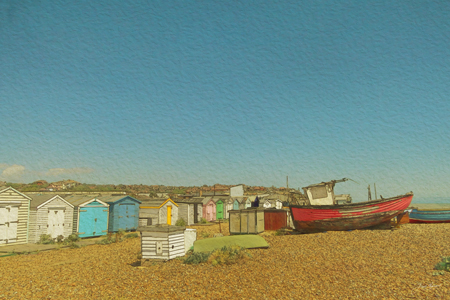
left=0, top=186, right=32, bottom=246
left=139, top=198, right=179, bottom=226
left=173, top=197, right=203, bottom=225
left=232, top=198, right=241, bottom=210
left=275, top=199, right=283, bottom=209
left=97, top=195, right=141, bottom=232
left=252, top=196, right=260, bottom=207
left=202, top=197, right=216, bottom=222
left=263, top=199, right=273, bottom=208
left=264, top=209, right=287, bottom=231
left=64, top=195, right=110, bottom=238
left=245, top=198, right=252, bottom=209
left=27, top=194, right=74, bottom=243
left=213, top=197, right=229, bottom=220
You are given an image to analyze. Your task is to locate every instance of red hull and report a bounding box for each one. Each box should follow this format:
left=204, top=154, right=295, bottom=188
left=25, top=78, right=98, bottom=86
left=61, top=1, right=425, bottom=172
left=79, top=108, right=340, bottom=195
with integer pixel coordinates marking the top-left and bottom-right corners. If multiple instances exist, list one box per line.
left=289, top=193, right=413, bottom=233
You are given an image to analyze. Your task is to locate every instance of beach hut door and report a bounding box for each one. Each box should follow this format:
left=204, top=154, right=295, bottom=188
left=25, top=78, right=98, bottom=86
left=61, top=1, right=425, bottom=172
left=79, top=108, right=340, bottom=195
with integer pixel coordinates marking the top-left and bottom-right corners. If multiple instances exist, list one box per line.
left=167, top=206, right=172, bottom=225
left=193, top=204, right=198, bottom=223
left=206, top=202, right=214, bottom=221
left=233, top=200, right=239, bottom=210
left=48, top=209, right=65, bottom=238
left=0, top=206, right=19, bottom=243
left=216, top=201, right=223, bottom=220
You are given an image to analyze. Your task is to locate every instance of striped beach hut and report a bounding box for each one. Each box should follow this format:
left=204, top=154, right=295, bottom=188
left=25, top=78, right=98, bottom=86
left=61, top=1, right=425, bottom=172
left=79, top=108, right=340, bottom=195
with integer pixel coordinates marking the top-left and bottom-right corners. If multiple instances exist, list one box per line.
left=0, top=186, right=32, bottom=246
left=97, top=195, right=141, bottom=232
left=139, top=198, right=179, bottom=226
left=173, top=197, right=203, bottom=225
left=27, top=194, right=74, bottom=243
left=64, top=195, right=110, bottom=238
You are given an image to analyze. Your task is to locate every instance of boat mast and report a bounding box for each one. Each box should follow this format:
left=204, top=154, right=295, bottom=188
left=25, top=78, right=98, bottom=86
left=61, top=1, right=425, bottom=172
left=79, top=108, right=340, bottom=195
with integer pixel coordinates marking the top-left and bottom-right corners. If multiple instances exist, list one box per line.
left=368, top=185, right=372, bottom=201
left=286, top=176, right=290, bottom=204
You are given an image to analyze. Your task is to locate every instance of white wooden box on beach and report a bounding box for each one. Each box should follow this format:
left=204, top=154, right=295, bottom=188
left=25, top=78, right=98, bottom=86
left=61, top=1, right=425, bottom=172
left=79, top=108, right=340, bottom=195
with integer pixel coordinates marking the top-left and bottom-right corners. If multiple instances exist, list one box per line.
left=139, top=225, right=186, bottom=261
left=184, top=228, right=196, bottom=252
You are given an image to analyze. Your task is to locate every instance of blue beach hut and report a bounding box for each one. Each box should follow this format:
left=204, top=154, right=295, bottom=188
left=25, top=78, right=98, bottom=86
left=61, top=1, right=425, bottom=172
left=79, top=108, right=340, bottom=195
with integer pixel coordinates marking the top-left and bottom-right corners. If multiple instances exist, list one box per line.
left=64, top=195, right=110, bottom=238
left=233, top=199, right=240, bottom=210
left=97, top=195, right=141, bottom=232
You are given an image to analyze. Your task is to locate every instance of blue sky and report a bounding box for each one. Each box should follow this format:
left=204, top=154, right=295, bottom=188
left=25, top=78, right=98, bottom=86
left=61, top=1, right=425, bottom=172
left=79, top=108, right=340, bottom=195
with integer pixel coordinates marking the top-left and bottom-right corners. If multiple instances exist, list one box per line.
left=1, top=1, right=449, bottom=202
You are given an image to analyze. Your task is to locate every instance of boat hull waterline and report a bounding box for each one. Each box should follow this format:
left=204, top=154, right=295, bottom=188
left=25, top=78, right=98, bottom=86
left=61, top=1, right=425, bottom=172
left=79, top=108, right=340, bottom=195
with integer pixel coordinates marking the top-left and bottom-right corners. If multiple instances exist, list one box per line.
left=289, top=193, right=413, bottom=233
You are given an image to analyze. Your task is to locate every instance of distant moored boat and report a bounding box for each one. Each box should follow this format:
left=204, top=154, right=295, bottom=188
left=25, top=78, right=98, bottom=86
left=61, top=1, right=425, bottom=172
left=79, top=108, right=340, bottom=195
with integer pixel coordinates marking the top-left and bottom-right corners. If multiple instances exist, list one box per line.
left=409, top=204, right=450, bottom=223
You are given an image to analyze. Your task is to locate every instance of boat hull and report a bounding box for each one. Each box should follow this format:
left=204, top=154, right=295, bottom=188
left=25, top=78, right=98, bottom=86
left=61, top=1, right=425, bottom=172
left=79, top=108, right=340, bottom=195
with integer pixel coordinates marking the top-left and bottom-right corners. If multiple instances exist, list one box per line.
left=409, top=209, right=450, bottom=223
left=289, top=193, right=413, bottom=233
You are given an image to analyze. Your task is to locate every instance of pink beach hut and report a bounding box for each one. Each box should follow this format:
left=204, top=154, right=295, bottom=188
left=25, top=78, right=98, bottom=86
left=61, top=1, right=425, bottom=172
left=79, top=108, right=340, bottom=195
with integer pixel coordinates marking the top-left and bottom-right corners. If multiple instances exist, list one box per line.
left=202, top=197, right=216, bottom=222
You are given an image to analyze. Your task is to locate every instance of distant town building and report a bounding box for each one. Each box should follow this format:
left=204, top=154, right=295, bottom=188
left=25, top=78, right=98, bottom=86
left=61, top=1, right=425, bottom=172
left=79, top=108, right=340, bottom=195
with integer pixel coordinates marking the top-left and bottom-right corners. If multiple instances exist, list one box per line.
left=230, top=185, right=244, bottom=197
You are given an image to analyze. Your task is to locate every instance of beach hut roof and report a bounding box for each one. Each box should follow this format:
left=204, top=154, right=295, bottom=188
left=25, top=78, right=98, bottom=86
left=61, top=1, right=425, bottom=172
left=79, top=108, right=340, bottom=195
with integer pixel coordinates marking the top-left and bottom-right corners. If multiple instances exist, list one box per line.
left=201, top=196, right=213, bottom=205
left=172, top=197, right=204, bottom=204
left=212, top=196, right=228, bottom=203
left=64, top=194, right=108, bottom=207
left=97, top=195, right=141, bottom=204
left=140, top=198, right=178, bottom=208
left=0, top=186, right=32, bottom=200
left=27, top=194, right=74, bottom=209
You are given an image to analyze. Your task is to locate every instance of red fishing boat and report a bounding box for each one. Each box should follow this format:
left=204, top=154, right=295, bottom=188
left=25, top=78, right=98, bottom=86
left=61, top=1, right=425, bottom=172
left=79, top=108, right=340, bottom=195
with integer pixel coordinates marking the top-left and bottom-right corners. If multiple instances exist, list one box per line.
left=289, top=178, right=413, bottom=233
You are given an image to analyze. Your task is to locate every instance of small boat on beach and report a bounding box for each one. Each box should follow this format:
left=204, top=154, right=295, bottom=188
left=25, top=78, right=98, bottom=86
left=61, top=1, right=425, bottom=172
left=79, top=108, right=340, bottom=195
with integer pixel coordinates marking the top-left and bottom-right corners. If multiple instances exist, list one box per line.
left=289, top=178, right=413, bottom=233
left=408, top=204, right=450, bottom=223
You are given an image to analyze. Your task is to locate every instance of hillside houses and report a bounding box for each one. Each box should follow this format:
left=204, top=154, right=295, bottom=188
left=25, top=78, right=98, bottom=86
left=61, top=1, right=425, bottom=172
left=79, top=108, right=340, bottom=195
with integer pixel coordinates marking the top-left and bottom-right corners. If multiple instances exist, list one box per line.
left=47, top=180, right=81, bottom=191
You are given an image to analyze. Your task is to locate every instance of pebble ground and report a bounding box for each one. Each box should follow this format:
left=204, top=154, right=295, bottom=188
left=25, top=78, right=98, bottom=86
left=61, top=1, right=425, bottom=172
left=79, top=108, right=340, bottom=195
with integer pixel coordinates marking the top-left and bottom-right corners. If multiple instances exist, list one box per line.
left=1, top=223, right=449, bottom=299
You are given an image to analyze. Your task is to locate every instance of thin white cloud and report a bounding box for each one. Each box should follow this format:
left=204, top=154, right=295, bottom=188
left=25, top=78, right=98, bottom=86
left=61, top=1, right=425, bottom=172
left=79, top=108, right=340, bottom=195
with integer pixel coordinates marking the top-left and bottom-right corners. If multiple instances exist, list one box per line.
left=0, top=164, right=26, bottom=181
left=0, top=164, right=95, bottom=182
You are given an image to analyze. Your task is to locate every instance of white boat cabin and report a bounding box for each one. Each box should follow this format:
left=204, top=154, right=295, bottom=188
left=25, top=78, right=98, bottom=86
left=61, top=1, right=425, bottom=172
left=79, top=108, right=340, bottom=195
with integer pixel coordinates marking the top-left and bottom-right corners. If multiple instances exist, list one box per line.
left=302, top=178, right=350, bottom=205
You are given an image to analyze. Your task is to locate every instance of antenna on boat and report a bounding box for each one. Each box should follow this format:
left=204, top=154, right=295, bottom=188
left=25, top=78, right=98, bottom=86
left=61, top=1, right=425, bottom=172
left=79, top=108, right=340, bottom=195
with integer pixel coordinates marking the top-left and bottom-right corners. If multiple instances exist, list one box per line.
left=347, top=178, right=359, bottom=184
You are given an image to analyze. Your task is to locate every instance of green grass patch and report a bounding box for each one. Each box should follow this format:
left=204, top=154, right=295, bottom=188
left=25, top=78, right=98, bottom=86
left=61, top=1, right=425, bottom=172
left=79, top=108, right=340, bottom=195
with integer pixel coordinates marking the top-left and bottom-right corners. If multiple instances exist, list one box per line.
left=184, top=245, right=251, bottom=266
left=435, top=256, right=450, bottom=272
left=175, top=218, right=186, bottom=226
left=38, top=234, right=55, bottom=244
